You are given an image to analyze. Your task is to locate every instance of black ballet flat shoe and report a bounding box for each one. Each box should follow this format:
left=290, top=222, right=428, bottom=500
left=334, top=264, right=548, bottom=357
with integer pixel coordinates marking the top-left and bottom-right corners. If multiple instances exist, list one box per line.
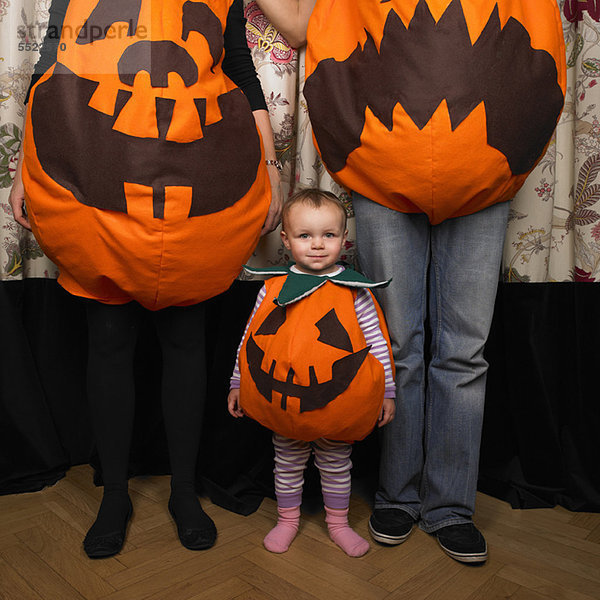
left=83, top=502, right=133, bottom=559
left=168, top=498, right=217, bottom=551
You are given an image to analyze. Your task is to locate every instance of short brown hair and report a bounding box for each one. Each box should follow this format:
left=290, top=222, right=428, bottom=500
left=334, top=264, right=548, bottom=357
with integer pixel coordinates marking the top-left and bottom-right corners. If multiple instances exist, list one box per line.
left=281, top=188, right=347, bottom=231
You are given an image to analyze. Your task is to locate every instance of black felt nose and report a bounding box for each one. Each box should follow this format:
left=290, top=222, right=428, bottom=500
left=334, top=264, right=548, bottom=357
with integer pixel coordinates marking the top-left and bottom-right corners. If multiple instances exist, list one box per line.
left=118, top=40, right=199, bottom=88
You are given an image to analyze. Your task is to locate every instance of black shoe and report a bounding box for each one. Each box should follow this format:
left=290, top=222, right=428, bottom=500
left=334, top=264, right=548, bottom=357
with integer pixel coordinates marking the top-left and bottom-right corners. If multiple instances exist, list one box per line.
left=83, top=500, right=133, bottom=559
left=168, top=497, right=217, bottom=551
left=435, top=523, right=488, bottom=564
left=369, top=508, right=415, bottom=545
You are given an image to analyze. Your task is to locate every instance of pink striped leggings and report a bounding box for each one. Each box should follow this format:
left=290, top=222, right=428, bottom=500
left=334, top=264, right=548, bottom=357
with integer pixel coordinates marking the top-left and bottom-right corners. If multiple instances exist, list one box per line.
left=273, top=433, right=352, bottom=510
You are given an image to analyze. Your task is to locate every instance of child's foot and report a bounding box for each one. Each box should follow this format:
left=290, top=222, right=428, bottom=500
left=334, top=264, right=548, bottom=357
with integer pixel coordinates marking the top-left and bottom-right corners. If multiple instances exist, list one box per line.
left=325, top=507, right=370, bottom=557
left=263, top=506, right=300, bottom=553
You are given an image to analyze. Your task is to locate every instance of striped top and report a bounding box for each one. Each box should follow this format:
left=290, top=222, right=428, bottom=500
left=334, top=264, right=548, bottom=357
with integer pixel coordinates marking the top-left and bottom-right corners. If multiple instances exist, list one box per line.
left=231, top=268, right=395, bottom=397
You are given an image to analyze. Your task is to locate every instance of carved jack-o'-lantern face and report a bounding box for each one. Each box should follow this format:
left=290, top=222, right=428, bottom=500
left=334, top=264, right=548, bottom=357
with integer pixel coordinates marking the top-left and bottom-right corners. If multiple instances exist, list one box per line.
left=304, top=0, right=566, bottom=223
left=239, top=279, right=389, bottom=442
left=247, top=306, right=372, bottom=413
left=23, top=0, right=270, bottom=309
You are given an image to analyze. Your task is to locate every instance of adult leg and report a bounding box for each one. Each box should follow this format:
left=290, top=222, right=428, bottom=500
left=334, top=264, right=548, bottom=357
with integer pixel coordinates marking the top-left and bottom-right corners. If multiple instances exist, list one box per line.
left=420, top=200, right=510, bottom=534
left=313, top=439, right=369, bottom=557
left=153, top=302, right=215, bottom=550
left=353, top=193, right=430, bottom=539
left=263, top=433, right=311, bottom=553
left=84, top=301, right=140, bottom=557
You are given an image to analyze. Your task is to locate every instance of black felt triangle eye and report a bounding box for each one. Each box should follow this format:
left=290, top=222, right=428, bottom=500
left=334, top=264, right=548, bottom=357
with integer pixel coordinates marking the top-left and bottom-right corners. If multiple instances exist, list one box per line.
left=316, top=309, right=353, bottom=352
left=256, top=305, right=287, bottom=335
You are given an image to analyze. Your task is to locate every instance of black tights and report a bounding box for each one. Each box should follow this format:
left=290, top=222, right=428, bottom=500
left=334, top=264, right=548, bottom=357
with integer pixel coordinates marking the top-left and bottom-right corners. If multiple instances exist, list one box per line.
left=85, top=300, right=207, bottom=535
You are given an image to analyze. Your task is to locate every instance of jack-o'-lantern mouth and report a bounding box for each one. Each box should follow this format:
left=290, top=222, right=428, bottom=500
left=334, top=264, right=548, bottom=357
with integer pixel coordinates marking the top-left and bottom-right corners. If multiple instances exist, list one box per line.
left=31, top=64, right=261, bottom=219
left=304, top=0, right=565, bottom=176
left=245, top=334, right=371, bottom=413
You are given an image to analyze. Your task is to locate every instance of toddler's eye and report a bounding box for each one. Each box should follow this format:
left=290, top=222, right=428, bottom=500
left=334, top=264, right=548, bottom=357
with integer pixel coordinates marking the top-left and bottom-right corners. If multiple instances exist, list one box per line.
left=324, top=232, right=335, bottom=238
left=299, top=233, right=309, bottom=239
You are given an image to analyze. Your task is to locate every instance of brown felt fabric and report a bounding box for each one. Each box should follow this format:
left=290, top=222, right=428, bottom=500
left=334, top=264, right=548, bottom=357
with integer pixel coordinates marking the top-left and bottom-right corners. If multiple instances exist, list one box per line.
left=304, top=0, right=566, bottom=223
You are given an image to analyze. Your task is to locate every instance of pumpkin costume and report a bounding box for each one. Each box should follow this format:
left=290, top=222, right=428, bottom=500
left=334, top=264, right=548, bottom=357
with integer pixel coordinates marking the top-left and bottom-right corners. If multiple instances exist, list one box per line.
left=233, top=264, right=395, bottom=443
left=22, top=0, right=271, bottom=310
left=304, top=0, right=565, bottom=223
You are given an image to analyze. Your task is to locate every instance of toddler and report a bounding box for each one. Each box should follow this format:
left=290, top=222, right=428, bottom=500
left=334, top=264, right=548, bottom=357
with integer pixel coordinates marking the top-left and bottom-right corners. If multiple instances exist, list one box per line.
left=228, top=188, right=395, bottom=557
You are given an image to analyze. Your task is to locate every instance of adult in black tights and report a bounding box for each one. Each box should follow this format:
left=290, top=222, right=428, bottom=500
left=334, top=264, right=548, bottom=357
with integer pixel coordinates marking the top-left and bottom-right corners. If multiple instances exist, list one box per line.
left=9, top=0, right=281, bottom=558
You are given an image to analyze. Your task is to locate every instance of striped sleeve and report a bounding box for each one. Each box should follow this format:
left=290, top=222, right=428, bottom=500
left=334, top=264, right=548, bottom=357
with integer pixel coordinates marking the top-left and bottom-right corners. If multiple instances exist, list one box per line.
left=230, top=284, right=267, bottom=389
left=355, top=289, right=396, bottom=398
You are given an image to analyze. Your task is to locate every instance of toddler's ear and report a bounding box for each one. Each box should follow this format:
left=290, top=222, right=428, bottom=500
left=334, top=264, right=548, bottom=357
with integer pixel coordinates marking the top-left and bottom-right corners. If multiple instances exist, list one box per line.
left=281, top=229, right=291, bottom=249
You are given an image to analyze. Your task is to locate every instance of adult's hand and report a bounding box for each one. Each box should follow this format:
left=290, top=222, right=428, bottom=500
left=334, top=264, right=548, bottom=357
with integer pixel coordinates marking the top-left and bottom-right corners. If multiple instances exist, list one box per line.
left=261, top=163, right=283, bottom=235
left=252, top=109, right=283, bottom=235
left=8, top=147, right=32, bottom=231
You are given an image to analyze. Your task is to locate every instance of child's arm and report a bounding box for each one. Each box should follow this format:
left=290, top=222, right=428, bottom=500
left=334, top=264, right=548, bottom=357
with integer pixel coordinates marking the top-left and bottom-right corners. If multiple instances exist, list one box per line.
left=355, top=289, right=396, bottom=399
left=355, top=289, right=396, bottom=427
left=228, top=283, right=267, bottom=416
left=255, top=0, right=316, bottom=48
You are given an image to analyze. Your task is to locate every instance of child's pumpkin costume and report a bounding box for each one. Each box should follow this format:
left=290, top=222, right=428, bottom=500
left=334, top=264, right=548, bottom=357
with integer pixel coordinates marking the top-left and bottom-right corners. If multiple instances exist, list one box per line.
left=304, top=0, right=566, bottom=223
left=237, top=265, right=395, bottom=442
left=22, top=0, right=271, bottom=310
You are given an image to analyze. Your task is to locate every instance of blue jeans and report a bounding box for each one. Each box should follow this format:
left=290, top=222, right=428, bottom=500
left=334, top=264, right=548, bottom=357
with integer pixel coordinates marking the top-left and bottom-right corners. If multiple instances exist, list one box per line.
left=352, top=194, right=510, bottom=532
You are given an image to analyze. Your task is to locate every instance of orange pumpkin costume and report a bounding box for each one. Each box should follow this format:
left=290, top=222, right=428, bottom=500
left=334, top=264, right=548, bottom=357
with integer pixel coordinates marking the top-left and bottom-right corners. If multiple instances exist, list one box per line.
left=238, top=267, right=395, bottom=443
left=22, top=0, right=271, bottom=309
left=304, top=0, right=566, bottom=223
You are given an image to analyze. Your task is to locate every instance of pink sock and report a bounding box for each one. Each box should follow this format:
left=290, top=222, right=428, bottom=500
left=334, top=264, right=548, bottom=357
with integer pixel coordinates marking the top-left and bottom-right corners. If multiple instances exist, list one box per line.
left=263, top=506, right=300, bottom=553
left=325, top=506, right=370, bottom=557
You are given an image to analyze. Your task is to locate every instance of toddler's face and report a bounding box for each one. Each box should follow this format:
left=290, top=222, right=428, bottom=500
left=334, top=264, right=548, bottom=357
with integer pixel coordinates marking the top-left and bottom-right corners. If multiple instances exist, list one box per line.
left=281, top=203, right=347, bottom=275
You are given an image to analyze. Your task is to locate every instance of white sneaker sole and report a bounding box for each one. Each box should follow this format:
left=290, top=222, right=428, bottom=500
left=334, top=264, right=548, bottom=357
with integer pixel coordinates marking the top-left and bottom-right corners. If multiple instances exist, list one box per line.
left=438, top=539, right=488, bottom=563
left=368, top=520, right=412, bottom=545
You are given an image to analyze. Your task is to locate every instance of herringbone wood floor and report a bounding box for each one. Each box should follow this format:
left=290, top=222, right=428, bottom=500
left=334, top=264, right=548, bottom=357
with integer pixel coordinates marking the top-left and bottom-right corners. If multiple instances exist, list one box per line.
left=0, top=465, right=599, bottom=600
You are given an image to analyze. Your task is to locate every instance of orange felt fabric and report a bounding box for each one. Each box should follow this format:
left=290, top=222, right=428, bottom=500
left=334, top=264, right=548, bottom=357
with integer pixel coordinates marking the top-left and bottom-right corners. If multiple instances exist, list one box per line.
left=304, top=0, right=566, bottom=224
left=239, top=277, right=392, bottom=443
left=23, top=0, right=270, bottom=309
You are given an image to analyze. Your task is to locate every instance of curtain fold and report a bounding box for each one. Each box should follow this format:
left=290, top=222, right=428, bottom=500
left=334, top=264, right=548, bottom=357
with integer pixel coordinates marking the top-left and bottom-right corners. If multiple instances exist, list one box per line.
left=0, top=279, right=87, bottom=493
left=481, top=282, right=600, bottom=511
left=0, top=0, right=57, bottom=280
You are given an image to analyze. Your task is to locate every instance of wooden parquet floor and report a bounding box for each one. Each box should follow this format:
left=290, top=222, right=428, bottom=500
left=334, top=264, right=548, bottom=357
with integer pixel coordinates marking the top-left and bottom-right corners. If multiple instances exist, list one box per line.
left=0, top=465, right=599, bottom=600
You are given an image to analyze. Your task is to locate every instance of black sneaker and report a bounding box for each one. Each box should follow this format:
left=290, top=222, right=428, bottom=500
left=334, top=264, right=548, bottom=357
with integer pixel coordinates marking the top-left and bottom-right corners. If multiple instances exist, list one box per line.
left=435, top=523, right=487, bottom=563
left=368, top=508, right=415, bottom=545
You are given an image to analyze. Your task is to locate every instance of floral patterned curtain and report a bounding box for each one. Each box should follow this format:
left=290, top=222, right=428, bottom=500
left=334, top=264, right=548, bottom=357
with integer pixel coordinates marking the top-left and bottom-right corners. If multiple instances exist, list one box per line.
left=503, top=0, right=600, bottom=282
left=2, top=0, right=596, bottom=282
left=0, top=0, right=57, bottom=279
left=243, top=0, right=357, bottom=270
left=244, top=0, right=600, bottom=282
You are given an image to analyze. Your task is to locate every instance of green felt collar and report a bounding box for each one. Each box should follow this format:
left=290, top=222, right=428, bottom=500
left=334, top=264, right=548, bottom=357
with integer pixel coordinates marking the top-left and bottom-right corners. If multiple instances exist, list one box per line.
left=242, top=264, right=391, bottom=306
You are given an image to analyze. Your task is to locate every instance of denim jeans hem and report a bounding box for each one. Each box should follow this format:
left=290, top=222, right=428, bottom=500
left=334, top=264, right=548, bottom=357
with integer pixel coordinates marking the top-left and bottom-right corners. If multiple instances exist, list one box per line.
left=418, top=517, right=472, bottom=534
left=373, top=502, right=420, bottom=522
